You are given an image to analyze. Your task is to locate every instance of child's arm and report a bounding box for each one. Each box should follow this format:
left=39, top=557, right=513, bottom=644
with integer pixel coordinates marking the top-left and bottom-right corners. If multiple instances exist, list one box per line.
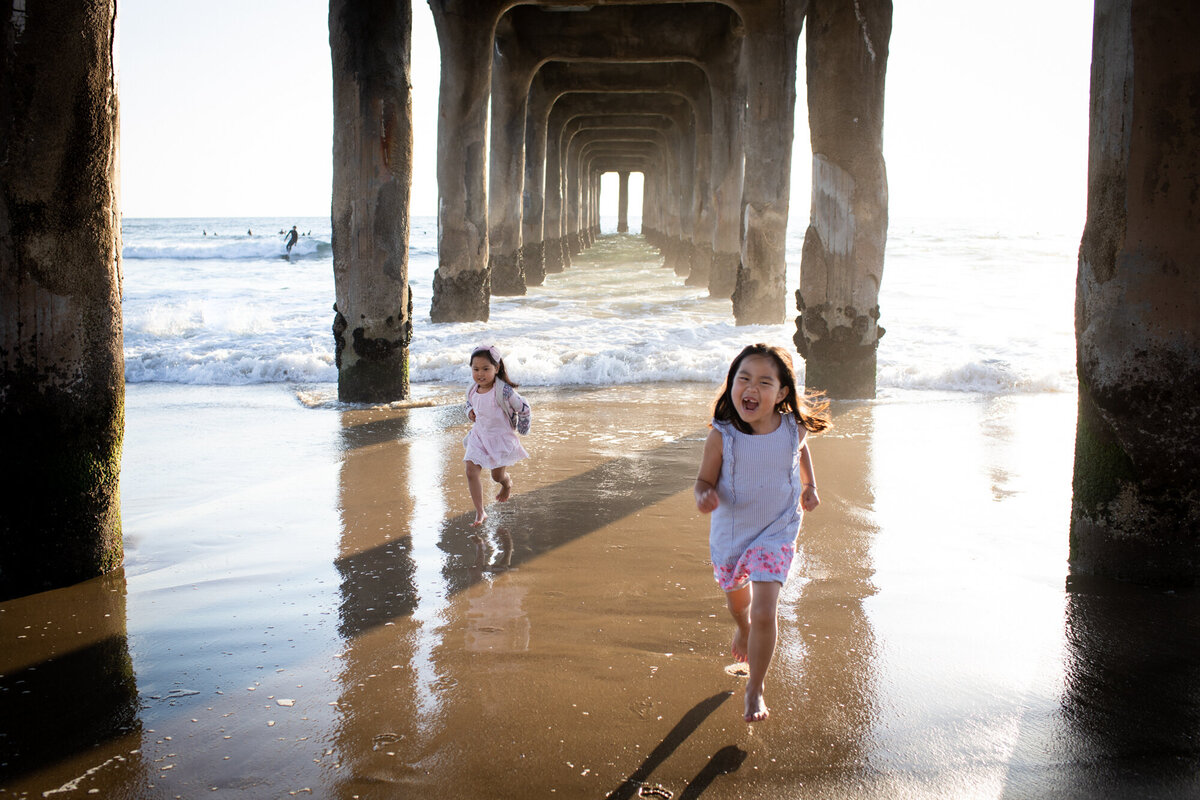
left=799, top=439, right=820, bottom=512
left=694, top=428, right=723, bottom=513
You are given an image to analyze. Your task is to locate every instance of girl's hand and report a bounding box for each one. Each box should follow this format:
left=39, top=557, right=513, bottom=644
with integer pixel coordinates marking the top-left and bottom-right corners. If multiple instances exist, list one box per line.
left=696, top=486, right=719, bottom=514
left=468, top=410, right=476, bottom=422
left=801, top=485, right=820, bottom=512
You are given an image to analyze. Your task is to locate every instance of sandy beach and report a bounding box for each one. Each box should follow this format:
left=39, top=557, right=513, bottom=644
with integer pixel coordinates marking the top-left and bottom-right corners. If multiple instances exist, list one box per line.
left=3, top=382, right=1200, bottom=798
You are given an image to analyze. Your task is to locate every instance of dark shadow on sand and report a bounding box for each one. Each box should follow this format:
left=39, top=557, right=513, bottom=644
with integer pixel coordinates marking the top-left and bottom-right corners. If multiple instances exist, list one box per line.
left=607, top=691, right=733, bottom=800
left=0, top=572, right=142, bottom=787
left=335, top=431, right=705, bottom=639
left=0, top=635, right=141, bottom=785
left=678, top=745, right=749, bottom=799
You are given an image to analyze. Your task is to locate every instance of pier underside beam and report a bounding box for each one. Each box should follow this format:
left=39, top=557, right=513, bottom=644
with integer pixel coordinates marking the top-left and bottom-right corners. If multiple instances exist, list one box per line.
left=1071, top=0, right=1200, bottom=584
left=0, top=1, right=124, bottom=599
left=330, top=0, right=414, bottom=401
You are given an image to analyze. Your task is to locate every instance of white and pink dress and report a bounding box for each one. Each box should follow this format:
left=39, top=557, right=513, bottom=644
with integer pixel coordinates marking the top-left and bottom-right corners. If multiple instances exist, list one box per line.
left=463, top=381, right=530, bottom=469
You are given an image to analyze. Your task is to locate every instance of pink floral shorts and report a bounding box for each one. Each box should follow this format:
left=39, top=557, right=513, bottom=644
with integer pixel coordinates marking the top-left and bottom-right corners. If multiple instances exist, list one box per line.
left=712, top=543, right=795, bottom=591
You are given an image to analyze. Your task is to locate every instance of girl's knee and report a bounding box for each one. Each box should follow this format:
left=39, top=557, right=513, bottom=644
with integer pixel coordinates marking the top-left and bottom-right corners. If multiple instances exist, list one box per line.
left=490, top=467, right=508, bottom=482
left=749, top=584, right=782, bottom=627
left=749, top=603, right=778, bottom=629
left=465, top=462, right=482, bottom=477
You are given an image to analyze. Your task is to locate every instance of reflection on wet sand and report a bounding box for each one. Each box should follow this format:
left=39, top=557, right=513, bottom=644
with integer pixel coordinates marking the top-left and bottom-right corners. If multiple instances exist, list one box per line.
left=328, top=393, right=731, bottom=796
left=465, top=529, right=529, bottom=653
left=6, top=385, right=1200, bottom=797
left=776, top=401, right=879, bottom=776
left=332, top=403, right=455, bottom=791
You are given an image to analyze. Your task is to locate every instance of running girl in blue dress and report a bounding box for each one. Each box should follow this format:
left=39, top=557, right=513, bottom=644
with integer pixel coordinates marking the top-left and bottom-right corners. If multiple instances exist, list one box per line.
left=694, top=343, right=830, bottom=722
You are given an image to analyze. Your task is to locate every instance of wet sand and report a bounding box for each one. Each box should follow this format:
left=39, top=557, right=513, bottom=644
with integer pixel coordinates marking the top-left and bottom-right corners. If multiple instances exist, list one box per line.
left=3, top=383, right=1200, bottom=798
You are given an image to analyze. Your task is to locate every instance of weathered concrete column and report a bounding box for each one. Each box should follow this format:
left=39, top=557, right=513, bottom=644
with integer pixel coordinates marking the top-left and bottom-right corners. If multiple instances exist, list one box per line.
left=732, top=6, right=805, bottom=324
left=563, top=120, right=587, bottom=258
left=543, top=101, right=572, bottom=273
left=705, top=48, right=745, bottom=299
left=1, top=0, right=123, bottom=599
left=680, top=78, right=712, bottom=285
left=643, top=165, right=664, bottom=244
left=617, top=171, right=630, bottom=232
left=428, top=4, right=494, bottom=321
left=670, top=104, right=698, bottom=279
left=1071, top=0, right=1200, bottom=584
left=330, top=0, right=413, bottom=403
left=581, top=168, right=597, bottom=247
left=487, top=14, right=533, bottom=296
left=589, top=171, right=601, bottom=241
left=794, top=0, right=891, bottom=398
left=521, top=69, right=549, bottom=286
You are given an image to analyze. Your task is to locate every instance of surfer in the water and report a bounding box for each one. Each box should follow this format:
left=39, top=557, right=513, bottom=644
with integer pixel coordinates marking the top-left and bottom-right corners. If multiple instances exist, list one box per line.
left=285, top=225, right=299, bottom=255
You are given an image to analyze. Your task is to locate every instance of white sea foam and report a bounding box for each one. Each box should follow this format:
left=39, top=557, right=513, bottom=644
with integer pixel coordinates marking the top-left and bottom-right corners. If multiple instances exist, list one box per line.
left=119, top=216, right=1080, bottom=396
left=124, top=348, right=337, bottom=385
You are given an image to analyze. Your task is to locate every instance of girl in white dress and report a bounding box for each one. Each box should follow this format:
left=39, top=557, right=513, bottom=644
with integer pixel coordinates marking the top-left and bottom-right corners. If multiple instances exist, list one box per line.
left=464, top=344, right=531, bottom=526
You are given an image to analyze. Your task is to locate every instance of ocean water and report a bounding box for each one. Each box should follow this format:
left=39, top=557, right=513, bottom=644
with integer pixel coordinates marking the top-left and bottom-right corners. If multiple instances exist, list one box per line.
left=119, top=215, right=1079, bottom=396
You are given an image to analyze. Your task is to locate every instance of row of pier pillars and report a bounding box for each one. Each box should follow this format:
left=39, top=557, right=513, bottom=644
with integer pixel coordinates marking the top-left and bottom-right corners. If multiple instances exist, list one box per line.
left=2, top=0, right=1199, bottom=593
left=332, top=0, right=891, bottom=404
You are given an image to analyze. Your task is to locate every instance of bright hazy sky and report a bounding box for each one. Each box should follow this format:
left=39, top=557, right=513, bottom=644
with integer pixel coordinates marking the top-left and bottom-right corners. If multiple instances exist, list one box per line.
left=118, top=0, right=1093, bottom=231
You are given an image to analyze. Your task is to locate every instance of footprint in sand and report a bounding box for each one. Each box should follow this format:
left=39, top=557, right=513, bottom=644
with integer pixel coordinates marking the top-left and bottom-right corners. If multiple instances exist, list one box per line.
left=724, top=663, right=750, bottom=677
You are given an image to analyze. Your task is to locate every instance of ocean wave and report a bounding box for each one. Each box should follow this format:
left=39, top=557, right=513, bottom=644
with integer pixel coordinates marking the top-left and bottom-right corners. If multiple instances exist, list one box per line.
left=125, top=350, right=337, bottom=385
left=878, top=359, right=1074, bottom=394
left=409, top=346, right=729, bottom=386
left=123, top=238, right=330, bottom=261
left=124, top=343, right=1075, bottom=396
left=125, top=300, right=281, bottom=338
left=118, top=217, right=1079, bottom=398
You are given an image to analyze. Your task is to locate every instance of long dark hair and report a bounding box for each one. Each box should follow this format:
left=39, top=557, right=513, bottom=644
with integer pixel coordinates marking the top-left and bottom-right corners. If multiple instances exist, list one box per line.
left=471, top=345, right=519, bottom=389
left=713, top=343, right=830, bottom=435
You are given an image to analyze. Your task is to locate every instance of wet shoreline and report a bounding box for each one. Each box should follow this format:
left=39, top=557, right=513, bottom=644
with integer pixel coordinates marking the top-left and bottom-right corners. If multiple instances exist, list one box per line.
left=3, top=383, right=1199, bottom=798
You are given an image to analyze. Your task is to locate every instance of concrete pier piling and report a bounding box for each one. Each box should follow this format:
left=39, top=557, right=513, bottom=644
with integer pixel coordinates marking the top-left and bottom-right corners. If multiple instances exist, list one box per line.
left=0, top=0, right=124, bottom=599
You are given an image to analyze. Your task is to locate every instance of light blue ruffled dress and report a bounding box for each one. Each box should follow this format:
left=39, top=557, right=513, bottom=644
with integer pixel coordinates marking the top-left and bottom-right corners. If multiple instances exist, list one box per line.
left=708, top=414, right=805, bottom=591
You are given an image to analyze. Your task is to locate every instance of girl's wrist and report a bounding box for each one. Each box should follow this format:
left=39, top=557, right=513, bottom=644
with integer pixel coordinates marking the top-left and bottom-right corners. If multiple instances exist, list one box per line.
left=803, top=482, right=817, bottom=489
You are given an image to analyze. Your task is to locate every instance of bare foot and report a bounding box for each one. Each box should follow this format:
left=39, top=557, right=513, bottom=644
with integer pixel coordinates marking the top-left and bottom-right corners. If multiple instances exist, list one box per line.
left=731, top=625, right=749, bottom=663
left=496, top=476, right=513, bottom=503
left=744, top=688, right=769, bottom=723
left=470, top=512, right=488, bottom=527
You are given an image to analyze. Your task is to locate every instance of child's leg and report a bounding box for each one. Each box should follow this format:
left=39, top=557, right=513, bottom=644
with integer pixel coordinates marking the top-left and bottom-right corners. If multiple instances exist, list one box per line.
left=465, top=461, right=487, bottom=525
left=744, top=579, right=782, bottom=722
left=724, top=584, right=752, bottom=663
left=491, top=466, right=513, bottom=502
